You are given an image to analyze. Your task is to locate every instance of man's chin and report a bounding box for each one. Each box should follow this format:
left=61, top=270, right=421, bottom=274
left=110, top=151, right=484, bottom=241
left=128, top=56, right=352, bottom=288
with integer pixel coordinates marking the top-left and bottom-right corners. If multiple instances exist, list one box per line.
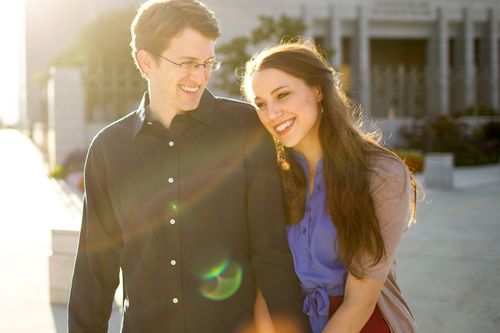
left=181, top=98, right=203, bottom=112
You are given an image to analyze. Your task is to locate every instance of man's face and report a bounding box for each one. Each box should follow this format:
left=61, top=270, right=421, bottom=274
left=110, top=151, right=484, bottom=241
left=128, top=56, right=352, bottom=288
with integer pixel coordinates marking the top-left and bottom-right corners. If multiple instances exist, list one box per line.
left=148, top=27, right=216, bottom=114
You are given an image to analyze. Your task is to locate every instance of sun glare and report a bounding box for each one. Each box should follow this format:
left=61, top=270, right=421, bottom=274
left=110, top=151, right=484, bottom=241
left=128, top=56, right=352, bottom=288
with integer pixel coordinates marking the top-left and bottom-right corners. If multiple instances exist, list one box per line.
left=0, top=1, right=22, bottom=126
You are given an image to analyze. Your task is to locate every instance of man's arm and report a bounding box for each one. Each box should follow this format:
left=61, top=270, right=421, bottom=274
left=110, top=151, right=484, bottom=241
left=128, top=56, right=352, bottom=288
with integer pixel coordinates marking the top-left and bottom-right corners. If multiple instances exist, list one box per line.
left=68, top=137, right=123, bottom=333
left=244, top=117, right=311, bottom=333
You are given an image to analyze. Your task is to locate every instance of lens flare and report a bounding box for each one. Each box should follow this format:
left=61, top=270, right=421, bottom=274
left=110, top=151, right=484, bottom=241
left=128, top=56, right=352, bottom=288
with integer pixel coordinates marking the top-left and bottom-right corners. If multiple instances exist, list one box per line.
left=199, top=259, right=242, bottom=301
left=200, top=259, right=230, bottom=280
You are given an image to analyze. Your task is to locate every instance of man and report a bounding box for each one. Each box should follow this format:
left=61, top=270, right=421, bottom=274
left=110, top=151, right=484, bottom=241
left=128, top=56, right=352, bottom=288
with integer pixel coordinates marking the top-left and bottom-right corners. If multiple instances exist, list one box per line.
left=68, top=1, right=309, bottom=332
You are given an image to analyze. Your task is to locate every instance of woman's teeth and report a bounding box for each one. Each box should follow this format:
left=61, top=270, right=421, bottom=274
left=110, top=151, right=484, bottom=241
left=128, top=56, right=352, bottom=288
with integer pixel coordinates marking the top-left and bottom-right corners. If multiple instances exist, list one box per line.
left=275, top=119, right=294, bottom=133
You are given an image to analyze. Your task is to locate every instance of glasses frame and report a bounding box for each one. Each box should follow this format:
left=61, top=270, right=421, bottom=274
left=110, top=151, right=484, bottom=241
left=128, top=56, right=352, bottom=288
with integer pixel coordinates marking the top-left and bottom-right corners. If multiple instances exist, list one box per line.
left=155, top=54, right=221, bottom=73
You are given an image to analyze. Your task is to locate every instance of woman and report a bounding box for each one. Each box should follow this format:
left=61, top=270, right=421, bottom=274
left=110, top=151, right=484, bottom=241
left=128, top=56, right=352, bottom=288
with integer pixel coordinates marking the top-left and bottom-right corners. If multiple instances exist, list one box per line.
left=243, top=40, right=418, bottom=333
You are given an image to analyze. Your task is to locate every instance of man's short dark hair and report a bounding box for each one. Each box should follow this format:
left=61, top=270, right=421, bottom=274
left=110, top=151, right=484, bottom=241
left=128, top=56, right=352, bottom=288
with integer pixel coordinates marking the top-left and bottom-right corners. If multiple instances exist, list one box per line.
left=130, top=0, right=220, bottom=76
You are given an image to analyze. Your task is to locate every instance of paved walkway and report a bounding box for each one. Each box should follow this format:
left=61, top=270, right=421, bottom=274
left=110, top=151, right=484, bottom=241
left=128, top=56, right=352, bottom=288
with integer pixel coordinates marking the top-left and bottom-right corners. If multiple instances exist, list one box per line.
left=0, top=129, right=121, bottom=333
left=400, top=166, right=500, bottom=332
left=0, top=128, right=499, bottom=332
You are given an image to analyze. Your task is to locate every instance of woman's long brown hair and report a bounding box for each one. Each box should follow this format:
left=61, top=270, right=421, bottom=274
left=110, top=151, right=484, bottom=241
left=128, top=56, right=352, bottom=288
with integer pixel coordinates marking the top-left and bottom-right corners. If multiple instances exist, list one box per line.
left=242, top=40, right=417, bottom=278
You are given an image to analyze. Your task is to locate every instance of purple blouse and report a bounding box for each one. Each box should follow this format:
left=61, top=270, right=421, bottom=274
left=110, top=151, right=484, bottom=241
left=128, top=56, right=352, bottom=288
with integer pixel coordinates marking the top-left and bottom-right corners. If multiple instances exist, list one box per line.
left=286, top=153, right=347, bottom=333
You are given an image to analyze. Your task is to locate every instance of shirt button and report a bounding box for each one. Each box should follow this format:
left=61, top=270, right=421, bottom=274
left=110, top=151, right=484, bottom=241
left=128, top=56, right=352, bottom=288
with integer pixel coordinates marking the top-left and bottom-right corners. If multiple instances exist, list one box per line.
left=168, top=141, right=175, bottom=147
left=168, top=177, right=174, bottom=183
left=170, top=259, right=177, bottom=266
left=302, top=228, right=306, bottom=234
left=169, top=219, right=176, bottom=225
left=172, top=298, right=179, bottom=304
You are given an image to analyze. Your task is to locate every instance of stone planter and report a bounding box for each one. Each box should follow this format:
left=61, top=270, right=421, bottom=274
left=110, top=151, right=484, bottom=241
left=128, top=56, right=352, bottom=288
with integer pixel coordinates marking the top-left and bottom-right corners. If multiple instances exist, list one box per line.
left=424, top=153, right=454, bottom=189
left=49, top=228, right=79, bottom=305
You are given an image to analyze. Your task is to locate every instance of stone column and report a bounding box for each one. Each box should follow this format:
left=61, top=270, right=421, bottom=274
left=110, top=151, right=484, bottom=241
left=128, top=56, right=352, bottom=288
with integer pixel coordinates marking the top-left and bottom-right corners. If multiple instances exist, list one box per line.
left=480, top=8, right=499, bottom=109
left=427, top=7, right=449, bottom=115
left=300, top=4, right=315, bottom=40
left=328, top=4, right=342, bottom=70
left=455, top=7, right=475, bottom=110
left=350, top=5, right=371, bottom=114
left=47, top=67, right=85, bottom=170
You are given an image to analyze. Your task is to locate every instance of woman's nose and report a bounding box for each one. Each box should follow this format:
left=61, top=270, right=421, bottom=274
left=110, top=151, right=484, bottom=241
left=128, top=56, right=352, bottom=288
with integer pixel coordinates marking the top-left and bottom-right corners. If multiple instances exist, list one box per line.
left=267, top=103, right=283, bottom=120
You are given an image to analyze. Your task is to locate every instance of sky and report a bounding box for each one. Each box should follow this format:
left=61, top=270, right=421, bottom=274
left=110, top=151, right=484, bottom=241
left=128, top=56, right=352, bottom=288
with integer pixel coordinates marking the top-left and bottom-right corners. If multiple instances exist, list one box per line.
left=0, top=1, right=22, bottom=126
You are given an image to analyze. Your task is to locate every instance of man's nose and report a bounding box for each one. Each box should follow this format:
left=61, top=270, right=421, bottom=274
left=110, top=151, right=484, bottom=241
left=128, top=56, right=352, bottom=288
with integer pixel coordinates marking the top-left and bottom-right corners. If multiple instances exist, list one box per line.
left=188, top=65, right=207, bottom=82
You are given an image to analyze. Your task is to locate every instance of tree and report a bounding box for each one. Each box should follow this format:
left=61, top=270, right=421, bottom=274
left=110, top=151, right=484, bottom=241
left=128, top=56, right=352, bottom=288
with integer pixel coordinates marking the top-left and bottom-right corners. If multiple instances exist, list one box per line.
left=52, top=7, right=146, bottom=121
left=213, top=15, right=307, bottom=97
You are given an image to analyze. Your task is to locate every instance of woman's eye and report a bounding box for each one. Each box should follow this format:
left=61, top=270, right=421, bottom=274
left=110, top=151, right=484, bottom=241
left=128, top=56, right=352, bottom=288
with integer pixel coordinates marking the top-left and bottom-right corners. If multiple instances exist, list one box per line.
left=277, top=92, right=289, bottom=99
left=255, top=103, right=265, bottom=109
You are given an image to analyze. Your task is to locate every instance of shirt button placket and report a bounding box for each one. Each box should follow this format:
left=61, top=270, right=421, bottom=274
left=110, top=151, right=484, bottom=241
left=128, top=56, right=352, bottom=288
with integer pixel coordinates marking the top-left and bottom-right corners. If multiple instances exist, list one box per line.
left=164, top=134, right=183, bottom=331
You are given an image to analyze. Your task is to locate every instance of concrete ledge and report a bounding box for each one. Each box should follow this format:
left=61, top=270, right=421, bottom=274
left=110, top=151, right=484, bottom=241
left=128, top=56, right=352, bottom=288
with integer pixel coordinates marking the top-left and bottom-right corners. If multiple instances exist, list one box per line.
left=49, top=229, right=79, bottom=305
left=49, top=178, right=81, bottom=305
left=49, top=254, right=76, bottom=305
left=51, top=229, right=79, bottom=255
left=424, top=152, right=454, bottom=189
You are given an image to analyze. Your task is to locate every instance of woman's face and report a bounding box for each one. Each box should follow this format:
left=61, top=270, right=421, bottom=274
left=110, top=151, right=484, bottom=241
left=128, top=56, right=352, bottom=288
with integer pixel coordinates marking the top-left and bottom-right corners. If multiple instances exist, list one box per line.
left=250, top=68, right=322, bottom=152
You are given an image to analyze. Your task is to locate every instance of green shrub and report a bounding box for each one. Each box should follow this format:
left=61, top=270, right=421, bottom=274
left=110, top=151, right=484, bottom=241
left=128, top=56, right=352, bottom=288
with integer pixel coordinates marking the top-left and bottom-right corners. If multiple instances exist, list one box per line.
left=461, top=105, right=499, bottom=117
left=49, top=164, right=67, bottom=179
left=399, top=116, right=500, bottom=166
left=393, top=149, right=424, bottom=173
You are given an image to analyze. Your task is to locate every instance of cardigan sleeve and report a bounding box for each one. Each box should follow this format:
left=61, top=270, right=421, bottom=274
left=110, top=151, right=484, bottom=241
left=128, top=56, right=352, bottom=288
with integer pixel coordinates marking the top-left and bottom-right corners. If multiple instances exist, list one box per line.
left=357, top=156, right=412, bottom=282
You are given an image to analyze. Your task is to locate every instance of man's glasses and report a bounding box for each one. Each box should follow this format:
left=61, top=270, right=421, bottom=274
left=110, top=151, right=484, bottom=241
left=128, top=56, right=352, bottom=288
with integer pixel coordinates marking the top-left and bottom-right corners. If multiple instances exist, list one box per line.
left=156, top=54, right=221, bottom=73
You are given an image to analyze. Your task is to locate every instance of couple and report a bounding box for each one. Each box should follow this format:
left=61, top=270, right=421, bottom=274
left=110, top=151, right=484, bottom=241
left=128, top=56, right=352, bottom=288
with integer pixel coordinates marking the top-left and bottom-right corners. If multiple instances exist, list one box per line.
left=68, top=1, right=417, bottom=332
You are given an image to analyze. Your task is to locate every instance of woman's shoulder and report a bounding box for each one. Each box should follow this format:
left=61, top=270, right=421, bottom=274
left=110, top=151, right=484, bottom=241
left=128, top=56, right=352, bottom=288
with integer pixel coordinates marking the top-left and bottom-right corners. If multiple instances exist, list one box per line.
left=368, top=154, right=410, bottom=197
left=369, top=153, right=408, bottom=179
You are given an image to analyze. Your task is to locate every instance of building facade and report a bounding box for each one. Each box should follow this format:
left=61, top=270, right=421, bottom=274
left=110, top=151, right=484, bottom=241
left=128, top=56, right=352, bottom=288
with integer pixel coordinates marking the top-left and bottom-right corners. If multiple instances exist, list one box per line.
left=202, top=0, right=500, bottom=119
left=21, top=0, right=500, bottom=152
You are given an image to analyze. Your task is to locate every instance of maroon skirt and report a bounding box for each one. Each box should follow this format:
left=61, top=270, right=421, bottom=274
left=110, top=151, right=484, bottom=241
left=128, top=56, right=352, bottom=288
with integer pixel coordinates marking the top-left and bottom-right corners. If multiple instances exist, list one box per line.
left=329, top=296, right=391, bottom=333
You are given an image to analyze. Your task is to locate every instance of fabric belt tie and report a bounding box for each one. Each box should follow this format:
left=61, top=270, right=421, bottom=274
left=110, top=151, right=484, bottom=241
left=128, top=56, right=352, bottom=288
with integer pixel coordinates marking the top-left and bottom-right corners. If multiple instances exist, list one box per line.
left=303, top=287, right=329, bottom=317
left=303, top=288, right=330, bottom=333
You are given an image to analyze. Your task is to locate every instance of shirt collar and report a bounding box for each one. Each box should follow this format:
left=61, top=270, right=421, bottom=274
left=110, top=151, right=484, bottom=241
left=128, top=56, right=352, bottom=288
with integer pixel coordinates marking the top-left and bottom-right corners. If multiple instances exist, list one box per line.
left=291, top=150, right=324, bottom=179
left=132, top=89, right=216, bottom=139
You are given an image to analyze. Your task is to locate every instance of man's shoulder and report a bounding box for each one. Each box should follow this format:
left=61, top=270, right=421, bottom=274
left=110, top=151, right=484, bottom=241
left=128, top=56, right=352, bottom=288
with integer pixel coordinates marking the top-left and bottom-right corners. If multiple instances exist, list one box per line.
left=213, top=95, right=254, bottom=113
left=211, top=95, right=260, bottom=127
left=90, top=110, right=137, bottom=147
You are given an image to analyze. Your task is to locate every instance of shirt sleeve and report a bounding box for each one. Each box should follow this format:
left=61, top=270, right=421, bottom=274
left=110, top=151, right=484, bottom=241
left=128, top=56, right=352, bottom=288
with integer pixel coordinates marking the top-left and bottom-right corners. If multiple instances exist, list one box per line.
left=68, top=136, right=123, bottom=333
left=358, top=156, right=412, bottom=282
left=244, top=116, right=311, bottom=333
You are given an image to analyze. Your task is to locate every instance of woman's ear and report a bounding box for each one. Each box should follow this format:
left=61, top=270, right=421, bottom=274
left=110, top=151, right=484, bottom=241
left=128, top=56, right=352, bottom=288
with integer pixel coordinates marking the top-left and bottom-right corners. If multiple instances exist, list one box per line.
left=315, top=86, right=323, bottom=102
left=137, top=50, right=154, bottom=78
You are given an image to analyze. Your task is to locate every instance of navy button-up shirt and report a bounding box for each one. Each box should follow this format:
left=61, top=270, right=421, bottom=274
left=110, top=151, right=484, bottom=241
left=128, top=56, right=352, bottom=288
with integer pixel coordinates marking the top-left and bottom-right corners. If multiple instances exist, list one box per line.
left=69, top=90, right=310, bottom=333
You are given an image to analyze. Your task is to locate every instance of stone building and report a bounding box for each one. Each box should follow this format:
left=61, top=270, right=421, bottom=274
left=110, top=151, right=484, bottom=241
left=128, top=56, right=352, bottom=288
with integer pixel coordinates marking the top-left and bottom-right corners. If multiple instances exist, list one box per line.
left=202, top=0, right=500, bottom=119
left=21, top=0, right=500, bottom=164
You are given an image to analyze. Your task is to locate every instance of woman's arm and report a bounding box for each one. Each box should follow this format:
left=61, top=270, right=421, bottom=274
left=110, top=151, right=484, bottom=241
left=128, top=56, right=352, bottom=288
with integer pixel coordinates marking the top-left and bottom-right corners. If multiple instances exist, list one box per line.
left=321, top=274, right=382, bottom=333
left=323, top=156, right=411, bottom=333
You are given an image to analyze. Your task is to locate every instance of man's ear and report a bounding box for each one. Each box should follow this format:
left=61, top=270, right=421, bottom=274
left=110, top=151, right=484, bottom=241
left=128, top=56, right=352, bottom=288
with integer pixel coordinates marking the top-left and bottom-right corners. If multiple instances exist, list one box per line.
left=137, top=50, right=155, bottom=78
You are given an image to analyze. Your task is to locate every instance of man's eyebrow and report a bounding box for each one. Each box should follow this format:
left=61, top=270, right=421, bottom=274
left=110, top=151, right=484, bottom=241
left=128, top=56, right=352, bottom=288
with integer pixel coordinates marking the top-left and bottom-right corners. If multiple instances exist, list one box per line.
left=177, top=56, right=215, bottom=62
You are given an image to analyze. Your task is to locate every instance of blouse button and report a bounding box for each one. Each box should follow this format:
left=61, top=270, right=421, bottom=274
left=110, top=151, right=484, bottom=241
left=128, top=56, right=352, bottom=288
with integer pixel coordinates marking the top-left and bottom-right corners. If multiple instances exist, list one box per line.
left=302, top=228, right=306, bottom=234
